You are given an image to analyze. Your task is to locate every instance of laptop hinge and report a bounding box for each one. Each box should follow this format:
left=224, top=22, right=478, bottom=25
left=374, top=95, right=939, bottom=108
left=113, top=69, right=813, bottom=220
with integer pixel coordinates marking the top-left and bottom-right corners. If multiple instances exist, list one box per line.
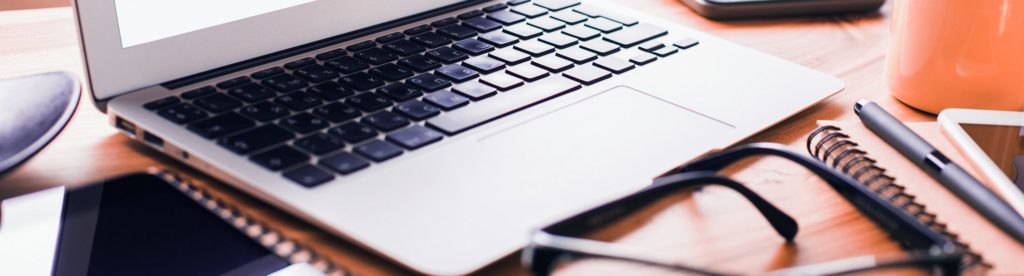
left=161, top=0, right=490, bottom=90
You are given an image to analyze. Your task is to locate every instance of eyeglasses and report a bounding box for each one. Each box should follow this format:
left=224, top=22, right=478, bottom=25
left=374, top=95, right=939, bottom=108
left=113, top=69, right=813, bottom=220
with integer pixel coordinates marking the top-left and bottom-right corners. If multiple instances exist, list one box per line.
left=522, top=143, right=972, bottom=275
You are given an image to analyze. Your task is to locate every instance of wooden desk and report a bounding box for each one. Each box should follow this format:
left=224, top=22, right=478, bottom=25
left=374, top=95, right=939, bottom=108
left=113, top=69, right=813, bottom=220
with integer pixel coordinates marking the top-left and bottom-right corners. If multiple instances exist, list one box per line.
left=0, top=2, right=935, bottom=274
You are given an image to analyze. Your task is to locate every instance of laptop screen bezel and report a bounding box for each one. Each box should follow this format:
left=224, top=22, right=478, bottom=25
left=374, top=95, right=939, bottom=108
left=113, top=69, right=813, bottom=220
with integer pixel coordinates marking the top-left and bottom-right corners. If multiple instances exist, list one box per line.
left=74, top=0, right=473, bottom=103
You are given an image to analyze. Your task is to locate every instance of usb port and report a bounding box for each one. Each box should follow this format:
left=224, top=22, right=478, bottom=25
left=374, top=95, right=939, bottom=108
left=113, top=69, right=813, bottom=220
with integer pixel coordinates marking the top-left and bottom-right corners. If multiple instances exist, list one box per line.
left=142, top=131, right=164, bottom=148
left=115, top=117, right=137, bottom=138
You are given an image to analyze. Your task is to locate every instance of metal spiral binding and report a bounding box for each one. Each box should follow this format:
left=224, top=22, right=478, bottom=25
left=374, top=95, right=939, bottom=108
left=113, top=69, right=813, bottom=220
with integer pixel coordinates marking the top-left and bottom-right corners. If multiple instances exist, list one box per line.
left=151, top=169, right=350, bottom=276
left=807, top=125, right=989, bottom=270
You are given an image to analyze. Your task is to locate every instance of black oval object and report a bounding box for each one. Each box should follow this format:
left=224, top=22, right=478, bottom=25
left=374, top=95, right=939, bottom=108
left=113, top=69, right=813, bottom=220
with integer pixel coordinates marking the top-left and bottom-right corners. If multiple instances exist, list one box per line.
left=0, top=72, right=79, bottom=175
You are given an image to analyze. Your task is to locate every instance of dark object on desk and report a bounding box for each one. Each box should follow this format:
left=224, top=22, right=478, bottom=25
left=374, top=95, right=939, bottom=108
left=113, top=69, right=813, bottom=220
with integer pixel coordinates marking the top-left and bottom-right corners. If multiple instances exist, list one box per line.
left=523, top=143, right=972, bottom=275
left=0, top=72, right=79, bottom=175
left=854, top=100, right=1024, bottom=245
left=679, top=0, right=885, bottom=20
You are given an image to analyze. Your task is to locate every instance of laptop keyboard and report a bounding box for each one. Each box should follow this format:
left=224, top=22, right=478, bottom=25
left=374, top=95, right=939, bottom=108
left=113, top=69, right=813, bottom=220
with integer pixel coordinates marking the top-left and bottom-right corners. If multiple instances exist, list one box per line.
left=144, top=0, right=700, bottom=188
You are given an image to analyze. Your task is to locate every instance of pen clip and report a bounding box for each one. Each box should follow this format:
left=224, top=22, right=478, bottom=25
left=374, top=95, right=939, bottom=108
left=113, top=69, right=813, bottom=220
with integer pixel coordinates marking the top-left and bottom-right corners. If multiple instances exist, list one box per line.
left=924, top=151, right=951, bottom=172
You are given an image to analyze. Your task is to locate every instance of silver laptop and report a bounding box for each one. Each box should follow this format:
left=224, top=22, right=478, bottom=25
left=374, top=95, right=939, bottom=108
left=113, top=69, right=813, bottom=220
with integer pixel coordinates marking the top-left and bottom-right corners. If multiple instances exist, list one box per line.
left=73, top=0, right=842, bottom=274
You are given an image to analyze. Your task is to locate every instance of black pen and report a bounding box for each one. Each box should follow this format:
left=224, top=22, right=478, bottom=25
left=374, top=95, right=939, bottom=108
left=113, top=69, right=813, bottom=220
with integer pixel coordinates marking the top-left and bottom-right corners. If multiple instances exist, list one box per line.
left=855, top=99, right=1024, bottom=244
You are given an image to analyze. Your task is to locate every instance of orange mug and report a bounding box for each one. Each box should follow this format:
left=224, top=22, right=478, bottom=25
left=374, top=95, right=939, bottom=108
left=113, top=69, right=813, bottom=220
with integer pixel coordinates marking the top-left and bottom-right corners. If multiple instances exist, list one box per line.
left=886, top=0, right=1024, bottom=114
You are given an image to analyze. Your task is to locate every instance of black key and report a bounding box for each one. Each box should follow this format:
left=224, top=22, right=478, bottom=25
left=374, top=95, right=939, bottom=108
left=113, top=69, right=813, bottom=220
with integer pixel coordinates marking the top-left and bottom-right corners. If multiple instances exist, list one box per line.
left=157, top=103, right=207, bottom=124
left=283, top=165, right=334, bottom=188
left=593, top=56, right=635, bottom=74
left=218, top=124, right=294, bottom=154
left=580, top=40, right=619, bottom=55
left=313, top=102, right=361, bottom=123
left=275, top=92, right=322, bottom=111
left=216, top=76, right=250, bottom=89
left=263, top=74, right=309, bottom=93
left=532, top=54, right=573, bottom=71
left=483, top=3, right=508, bottom=12
left=426, top=46, right=469, bottom=64
left=293, top=64, right=339, bottom=83
left=436, top=64, right=479, bottom=82
left=638, top=41, right=664, bottom=52
left=250, top=145, right=309, bottom=171
left=424, top=90, right=470, bottom=110
left=324, top=56, right=370, bottom=74
left=551, top=10, right=588, bottom=24
left=584, top=17, right=622, bottom=33
left=284, top=57, right=316, bottom=70
left=504, top=24, right=543, bottom=39
left=528, top=17, right=566, bottom=32
left=562, top=25, right=600, bottom=40
left=426, top=75, right=580, bottom=134
left=603, top=23, right=668, bottom=47
left=478, top=31, right=519, bottom=47
left=387, top=125, right=444, bottom=150
left=514, top=41, right=556, bottom=56
left=629, top=52, right=657, bottom=65
left=404, top=24, right=433, bottom=35
left=487, top=10, right=527, bottom=25
left=394, top=100, right=442, bottom=120
left=452, top=81, right=498, bottom=100
left=339, top=72, right=385, bottom=91
left=328, top=122, right=378, bottom=143
left=354, top=48, right=398, bottom=65
left=411, top=32, right=452, bottom=48
left=307, top=82, right=354, bottom=101
left=346, top=92, right=392, bottom=111
left=511, top=4, right=548, bottom=18
left=398, top=54, right=444, bottom=72
left=539, top=33, right=578, bottom=48
left=375, top=32, right=405, bottom=43
left=437, top=25, right=477, bottom=40
left=187, top=112, right=255, bottom=139
left=240, top=101, right=289, bottom=122
left=319, top=152, right=370, bottom=175
left=534, top=0, right=580, bottom=11
left=181, top=86, right=216, bottom=100
left=462, top=17, right=502, bottom=32
left=280, top=113, right=329, bottom=133
left=430, top=17, right=459, bottom=27
left=252, top=67, right=285, bottom=79
left=406, top=73, right=452, bottom=92
left=315, top=48, right=347, bottom=61
left=227, top=83, right=275, bottom=103
left=346, top=40, right=377, bottom=52
left=563, top=64, right=612, bottom=85
left=383, top=39, right=427, bottom=56
left=463, top=55, right=506, bottom=73
left=369, top=63, right=414, bottom=82
left=378, top=83, right=423, bottom=101
left=295, top=133, right=346, bottom=155
left=508, top=0, right=530, bottom=5
left=363, top=111, right=410, bottom=131
left=144, top=96, right=180, bottom=110
left=556, top=47, right=598, bottom=63
left=458, top=9, right=485, bottom=20
left=652, top=46, right=678, bottom=57
left=452, top=38, right=495, bottom=55
left=673, top=38, right=699, bottom=49
left=354, top=140, right=404, bottom=162
left=194, top=93, right=242, bottom=113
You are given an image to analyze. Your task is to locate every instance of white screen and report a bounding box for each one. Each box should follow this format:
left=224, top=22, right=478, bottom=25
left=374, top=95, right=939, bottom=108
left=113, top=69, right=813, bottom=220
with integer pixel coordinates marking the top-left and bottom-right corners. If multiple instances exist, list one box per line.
left=114, top=0, right=315, bottom=48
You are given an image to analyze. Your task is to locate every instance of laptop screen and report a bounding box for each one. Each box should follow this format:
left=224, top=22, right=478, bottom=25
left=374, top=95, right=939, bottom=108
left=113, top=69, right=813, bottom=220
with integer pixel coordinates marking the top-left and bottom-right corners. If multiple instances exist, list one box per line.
left=115, top=0, right=316, bottom=48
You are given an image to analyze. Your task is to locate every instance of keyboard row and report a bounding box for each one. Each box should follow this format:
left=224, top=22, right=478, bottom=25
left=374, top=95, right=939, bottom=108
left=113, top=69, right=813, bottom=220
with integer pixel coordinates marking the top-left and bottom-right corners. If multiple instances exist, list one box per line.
left=143, top=0, right=700, bottom=187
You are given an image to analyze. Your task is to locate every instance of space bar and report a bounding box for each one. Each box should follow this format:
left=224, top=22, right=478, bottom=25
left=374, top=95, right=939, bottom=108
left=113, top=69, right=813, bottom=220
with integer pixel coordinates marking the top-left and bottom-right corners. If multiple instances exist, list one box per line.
left=427, top=75, right=582, bottom=135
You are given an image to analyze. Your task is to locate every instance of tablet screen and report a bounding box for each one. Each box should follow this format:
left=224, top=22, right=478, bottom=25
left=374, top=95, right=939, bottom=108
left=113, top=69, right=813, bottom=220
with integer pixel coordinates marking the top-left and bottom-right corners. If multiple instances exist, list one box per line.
left=960, top=124, right=1024, bottom=192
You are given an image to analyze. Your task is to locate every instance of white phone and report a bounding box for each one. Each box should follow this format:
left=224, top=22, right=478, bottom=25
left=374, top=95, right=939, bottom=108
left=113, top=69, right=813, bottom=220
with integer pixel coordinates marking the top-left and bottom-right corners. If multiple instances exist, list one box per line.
left=939, top=108, right=1024, bottom=217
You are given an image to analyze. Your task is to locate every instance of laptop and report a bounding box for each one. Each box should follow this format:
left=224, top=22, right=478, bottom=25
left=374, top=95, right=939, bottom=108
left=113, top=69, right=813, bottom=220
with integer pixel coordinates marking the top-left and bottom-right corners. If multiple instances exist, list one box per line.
left=72, top=0, right=842, bottom=274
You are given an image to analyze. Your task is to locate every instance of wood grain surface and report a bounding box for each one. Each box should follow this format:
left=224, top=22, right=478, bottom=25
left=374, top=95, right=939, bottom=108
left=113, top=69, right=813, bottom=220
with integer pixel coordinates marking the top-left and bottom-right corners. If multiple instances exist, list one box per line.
left=0, top=1, right=943, bottom=274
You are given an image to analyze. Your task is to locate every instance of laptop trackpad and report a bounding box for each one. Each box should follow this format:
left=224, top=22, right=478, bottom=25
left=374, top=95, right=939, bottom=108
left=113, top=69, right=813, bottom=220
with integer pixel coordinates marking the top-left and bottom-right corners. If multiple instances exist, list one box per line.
left=479, top=85, right=734, bottom=178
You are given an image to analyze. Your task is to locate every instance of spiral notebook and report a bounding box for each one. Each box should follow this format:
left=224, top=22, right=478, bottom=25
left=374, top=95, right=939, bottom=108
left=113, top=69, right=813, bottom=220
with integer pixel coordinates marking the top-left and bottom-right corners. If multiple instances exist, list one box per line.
left=808, top=120, right=1024, bottom=274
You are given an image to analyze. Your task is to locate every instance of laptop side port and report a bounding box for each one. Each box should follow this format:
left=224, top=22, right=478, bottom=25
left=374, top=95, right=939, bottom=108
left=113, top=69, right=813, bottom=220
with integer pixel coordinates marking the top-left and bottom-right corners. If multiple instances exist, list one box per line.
left=142, top=131, right=164, bottom=148
left=114, top=116, right=137, bottom=138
